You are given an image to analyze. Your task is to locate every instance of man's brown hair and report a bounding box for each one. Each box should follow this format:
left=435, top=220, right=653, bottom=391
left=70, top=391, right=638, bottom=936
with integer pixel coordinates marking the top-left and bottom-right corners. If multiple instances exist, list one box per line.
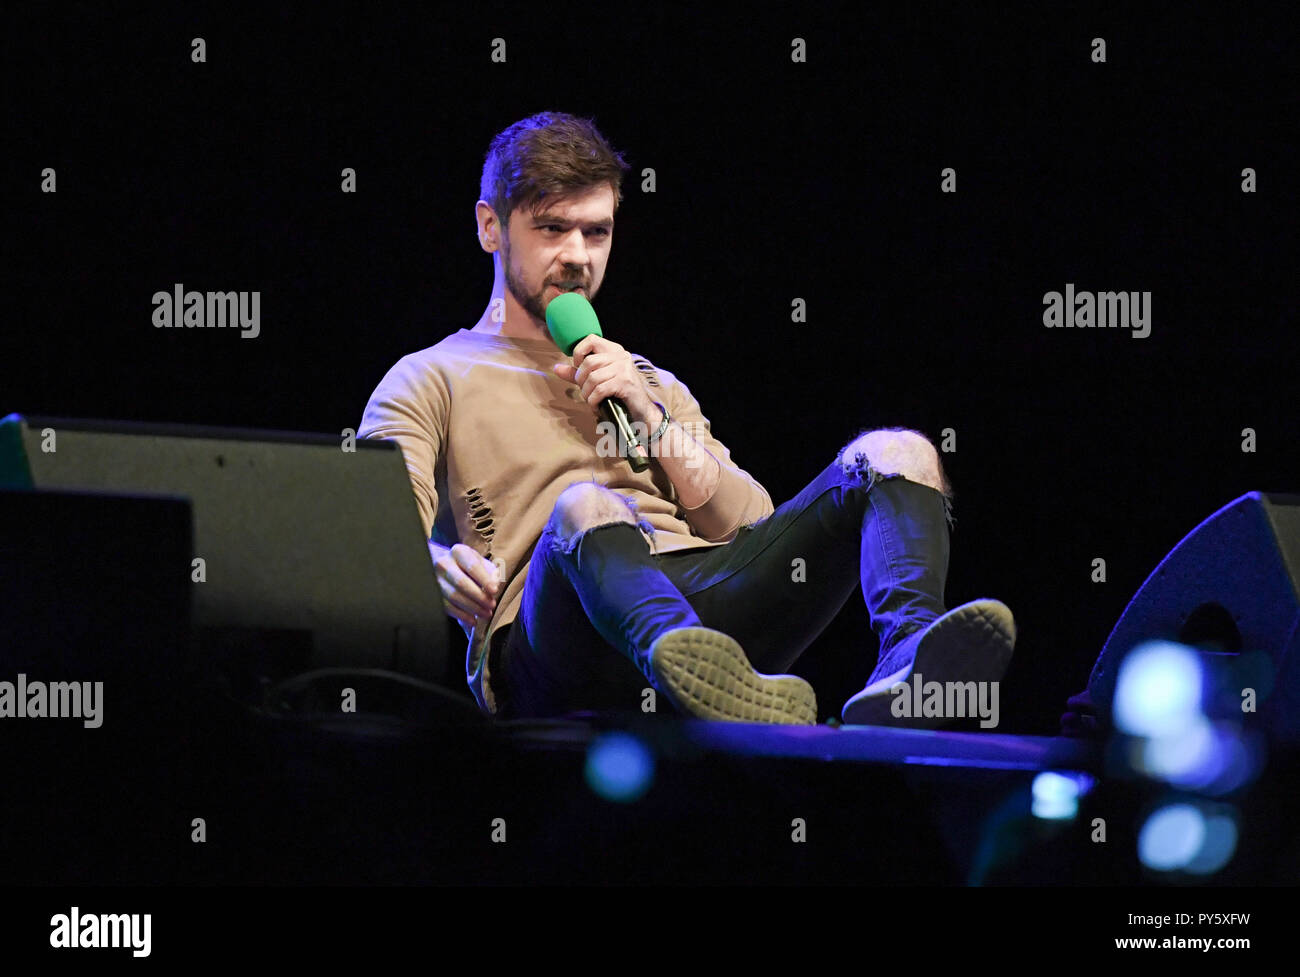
left=480, top=111, right=630, bottom=230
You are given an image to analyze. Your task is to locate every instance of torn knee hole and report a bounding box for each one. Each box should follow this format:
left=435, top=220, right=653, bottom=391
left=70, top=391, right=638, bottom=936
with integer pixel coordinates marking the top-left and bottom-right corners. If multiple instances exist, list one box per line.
left=840, top=450, right=909, bottom=492
left=549, top=490, right=660, bottom=557
left=841, top=452, right=957, bottom=529
left=550, top=515, right=643, bottom=556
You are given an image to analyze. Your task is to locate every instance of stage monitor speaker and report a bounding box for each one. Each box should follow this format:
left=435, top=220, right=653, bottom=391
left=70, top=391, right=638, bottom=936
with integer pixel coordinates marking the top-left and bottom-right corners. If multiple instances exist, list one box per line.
left=0, top=413, right=453, bottom=692
left=1087, top=491, right=1300, bottom=742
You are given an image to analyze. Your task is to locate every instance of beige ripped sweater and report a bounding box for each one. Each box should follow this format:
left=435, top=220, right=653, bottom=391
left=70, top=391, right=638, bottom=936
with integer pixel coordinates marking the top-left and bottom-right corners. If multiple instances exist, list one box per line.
left=358, top=327, right=774, bottom=715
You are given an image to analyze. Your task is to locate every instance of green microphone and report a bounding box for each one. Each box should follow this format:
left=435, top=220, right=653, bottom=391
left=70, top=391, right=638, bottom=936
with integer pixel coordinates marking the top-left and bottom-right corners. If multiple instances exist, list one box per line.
left=546, top=292, right=650, bottom=473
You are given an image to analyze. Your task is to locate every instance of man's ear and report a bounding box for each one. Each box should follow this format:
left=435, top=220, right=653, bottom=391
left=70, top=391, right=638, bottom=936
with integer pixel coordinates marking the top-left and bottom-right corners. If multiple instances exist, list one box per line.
left=475, top=201, right=501, bottom=252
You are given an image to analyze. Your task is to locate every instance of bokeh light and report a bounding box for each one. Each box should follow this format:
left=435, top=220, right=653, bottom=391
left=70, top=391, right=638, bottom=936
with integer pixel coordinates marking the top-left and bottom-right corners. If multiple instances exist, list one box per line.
left=584, top=731, right=655, bottom=803
left=1185, top=814, right=1238, bottom=875
left=1138, top=801, right=1239, bottom=875
left=1114, top=641, right=1203, bottom=738
left=1031, top=771, right=1095, bottom=820
left=1138, top=803, right=1205, bottom=871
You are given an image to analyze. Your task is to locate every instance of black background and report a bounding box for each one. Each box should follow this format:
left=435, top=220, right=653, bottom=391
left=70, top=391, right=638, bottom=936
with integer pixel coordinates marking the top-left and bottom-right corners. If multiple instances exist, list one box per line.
left=6, top=2, right=1297, bottom=734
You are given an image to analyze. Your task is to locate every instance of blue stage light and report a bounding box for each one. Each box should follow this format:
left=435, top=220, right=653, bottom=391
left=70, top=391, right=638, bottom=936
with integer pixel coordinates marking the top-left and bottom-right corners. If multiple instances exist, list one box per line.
left=1142, top=719, right=1259, bottom=794
left=1185, top=814, right=1238, bottom=875
left=1138, top=803, right=1206, bottom=871
left=584, top=732, right=655, bottom=803
left=1143, top=715, right=1215, bottom=781
left=1031, top=771, right=1081, bottom=820
left=1114, top=641, right=1203, bottom=738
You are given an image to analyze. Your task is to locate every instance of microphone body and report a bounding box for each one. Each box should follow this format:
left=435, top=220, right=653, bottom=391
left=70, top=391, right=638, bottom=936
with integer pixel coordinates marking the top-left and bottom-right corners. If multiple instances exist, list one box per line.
left=599, top=397, right=650, bottom=473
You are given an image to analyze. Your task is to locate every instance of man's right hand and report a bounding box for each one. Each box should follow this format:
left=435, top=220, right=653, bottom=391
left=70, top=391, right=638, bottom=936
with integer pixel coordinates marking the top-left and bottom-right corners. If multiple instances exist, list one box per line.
left=430, top=542, right=501, bottom=637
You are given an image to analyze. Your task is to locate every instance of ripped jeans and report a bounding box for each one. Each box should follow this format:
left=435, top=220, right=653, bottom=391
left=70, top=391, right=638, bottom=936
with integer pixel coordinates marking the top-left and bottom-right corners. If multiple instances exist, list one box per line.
left=489, top=453, right=954, bottom=720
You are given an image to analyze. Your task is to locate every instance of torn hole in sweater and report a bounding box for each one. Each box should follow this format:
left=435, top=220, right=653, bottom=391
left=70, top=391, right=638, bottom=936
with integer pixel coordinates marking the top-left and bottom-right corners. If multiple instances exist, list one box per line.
left=632, top=357, right=661, bottom=387
left=464, top=487, right=497, bottom=551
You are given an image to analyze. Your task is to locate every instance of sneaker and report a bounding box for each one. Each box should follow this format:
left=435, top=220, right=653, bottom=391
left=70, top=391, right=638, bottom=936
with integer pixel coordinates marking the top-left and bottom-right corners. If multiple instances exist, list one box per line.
left=841, top=598, right=1016, bottom=726
left=649, top=626, right=817, bottom=724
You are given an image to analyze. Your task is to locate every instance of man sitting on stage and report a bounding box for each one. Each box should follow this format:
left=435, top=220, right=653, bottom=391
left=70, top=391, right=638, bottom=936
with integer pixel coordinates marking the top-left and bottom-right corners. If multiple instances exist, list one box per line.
left=359, top=111, right=1016, bottom=724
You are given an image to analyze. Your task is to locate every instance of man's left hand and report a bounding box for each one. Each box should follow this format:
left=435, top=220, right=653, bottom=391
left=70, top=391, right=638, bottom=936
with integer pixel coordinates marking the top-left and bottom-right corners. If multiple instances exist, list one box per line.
left=553, top=335, right=658, bottom=425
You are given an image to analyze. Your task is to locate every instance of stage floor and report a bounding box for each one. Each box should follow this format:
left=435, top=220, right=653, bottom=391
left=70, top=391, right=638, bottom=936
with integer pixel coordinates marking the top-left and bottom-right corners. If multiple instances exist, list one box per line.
left=497, top=714, right=1103, bottom=772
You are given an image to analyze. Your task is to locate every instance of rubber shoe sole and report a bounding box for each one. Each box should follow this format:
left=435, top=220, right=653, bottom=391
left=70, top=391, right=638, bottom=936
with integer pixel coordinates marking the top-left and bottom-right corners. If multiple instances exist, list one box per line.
left=650, top=626, right=817, bottom=725
left=841, top=598, right=1016, bottom=727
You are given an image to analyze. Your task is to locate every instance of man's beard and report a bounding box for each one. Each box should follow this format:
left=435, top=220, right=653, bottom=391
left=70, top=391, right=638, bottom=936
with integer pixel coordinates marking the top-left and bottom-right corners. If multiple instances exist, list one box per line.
left=506, top=263, right=549, bottom=326
left=503, top=239, right=594, bottom=327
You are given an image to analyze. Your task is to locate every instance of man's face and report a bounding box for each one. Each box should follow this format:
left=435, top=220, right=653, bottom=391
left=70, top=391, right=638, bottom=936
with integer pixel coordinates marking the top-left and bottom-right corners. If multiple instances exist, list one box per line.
left=499, top=185, right=615, bottom=324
